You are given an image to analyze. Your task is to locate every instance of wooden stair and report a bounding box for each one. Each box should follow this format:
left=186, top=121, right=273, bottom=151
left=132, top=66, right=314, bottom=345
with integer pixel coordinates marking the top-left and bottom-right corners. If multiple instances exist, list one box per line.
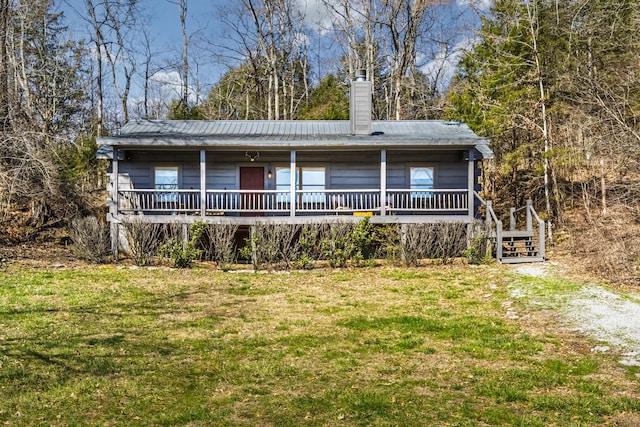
left=499, top=231, right=544, bottom=264
left=479, top=197, right=546, bottom=265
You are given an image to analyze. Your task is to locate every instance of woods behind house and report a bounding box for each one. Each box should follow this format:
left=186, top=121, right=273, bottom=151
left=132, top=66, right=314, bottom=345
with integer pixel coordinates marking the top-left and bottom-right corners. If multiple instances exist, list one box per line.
left=1, top=0, right=639, bottom=281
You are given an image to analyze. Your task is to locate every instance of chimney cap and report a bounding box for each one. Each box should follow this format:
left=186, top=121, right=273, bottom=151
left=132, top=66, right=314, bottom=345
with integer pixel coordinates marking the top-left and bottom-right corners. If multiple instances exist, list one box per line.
left=355, top=69, right=367, bottom=81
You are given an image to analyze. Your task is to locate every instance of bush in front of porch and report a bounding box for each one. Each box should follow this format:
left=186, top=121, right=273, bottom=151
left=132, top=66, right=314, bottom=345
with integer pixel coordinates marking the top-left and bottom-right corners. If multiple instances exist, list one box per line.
left=105, top=219, right=492, bottom=269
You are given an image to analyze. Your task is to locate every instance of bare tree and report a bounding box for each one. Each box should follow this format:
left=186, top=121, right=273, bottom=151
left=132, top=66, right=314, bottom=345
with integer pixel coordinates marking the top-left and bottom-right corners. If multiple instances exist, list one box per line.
left=0, top=0, right=10, bottom=131
left=0, top=0, right=90, bottom=227
left=525, top=0, right=554, bottom=242
left=217, top=0, right=309, bottom=120
left=85, top=0, right=105, bottom=135
left=167, top=0, right=189, bottom=109
left=81, top=0, right=141, bottom=128
left=322, top=0, right=446, bottom=120
left=322, top=0, right=383, bottom=90
left=381, top=0, right=431, bottom=120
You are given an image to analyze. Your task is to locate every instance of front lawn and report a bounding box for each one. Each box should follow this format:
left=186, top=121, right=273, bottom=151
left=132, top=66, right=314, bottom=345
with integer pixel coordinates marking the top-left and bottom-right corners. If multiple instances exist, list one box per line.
left=0, top=264, right=638, bottom=426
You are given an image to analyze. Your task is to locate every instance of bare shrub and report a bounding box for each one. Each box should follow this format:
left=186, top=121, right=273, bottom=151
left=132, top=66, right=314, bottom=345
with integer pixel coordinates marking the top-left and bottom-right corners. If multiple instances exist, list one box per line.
left=402, top=224, right=433, bottom=266
left=70, top=216, right=110, bottom=263
left=321, top=221, right=356, bottom=268
left=247, top=222, right=301, bottom=270
left=297, top=224, right=328, bottom=269
left=402, top=222, right=468, bottom=266
left=463, top=220, right=493, bottom=264
left=433, top=223, right=467, bottom=264
left=374, top=223, right=402, bottom=264
left=123, top=218, right=163, bottom=266
left=202, top=222, right=239, bottom=269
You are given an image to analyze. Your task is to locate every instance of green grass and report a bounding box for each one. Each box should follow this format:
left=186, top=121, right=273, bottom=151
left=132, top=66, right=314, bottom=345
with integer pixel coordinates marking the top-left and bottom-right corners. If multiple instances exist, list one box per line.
left=0, top=264, right=638, bottom=426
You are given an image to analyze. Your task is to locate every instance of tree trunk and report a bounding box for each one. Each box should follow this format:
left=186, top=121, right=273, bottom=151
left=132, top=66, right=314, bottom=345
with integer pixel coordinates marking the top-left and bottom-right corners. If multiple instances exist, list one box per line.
left=527, top=0, right=554, bottom=243
left=86, top=0, right=104, bottom=135
left=0, top=0, right=9, bottom=130
left=179, top=0, right=188, bottom=108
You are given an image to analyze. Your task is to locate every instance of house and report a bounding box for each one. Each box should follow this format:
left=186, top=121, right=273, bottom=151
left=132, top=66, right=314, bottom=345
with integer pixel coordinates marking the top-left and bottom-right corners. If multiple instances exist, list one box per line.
left=97, top=73, right=545, bottom=263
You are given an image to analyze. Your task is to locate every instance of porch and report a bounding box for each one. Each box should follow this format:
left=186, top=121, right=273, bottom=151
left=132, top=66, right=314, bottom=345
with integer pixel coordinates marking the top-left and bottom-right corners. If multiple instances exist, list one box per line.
left=107, top=145, right=481, bottom=225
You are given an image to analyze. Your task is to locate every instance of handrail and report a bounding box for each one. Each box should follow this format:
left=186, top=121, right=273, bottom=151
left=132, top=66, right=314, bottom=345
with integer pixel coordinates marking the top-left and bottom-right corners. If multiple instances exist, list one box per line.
left=485, top=200, right=503, bottom=261
left=473, top=191, right=486, bottom=205
left=528, top=204, right=545, bottom=260
left=474, top=192, right=503, bottom=261
left=509, top=200, right=533, bottom=231
left=508, top=199, right=546, bottom=261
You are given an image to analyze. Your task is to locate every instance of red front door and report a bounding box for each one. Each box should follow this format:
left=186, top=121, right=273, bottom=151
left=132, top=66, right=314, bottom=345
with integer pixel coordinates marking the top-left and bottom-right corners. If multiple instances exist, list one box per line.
left=240, top=167, right=264, bottom=216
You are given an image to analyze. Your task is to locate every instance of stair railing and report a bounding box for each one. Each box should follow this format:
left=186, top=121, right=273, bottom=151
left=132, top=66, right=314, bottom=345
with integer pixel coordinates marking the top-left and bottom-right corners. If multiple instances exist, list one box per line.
left=509, top=199, right=546, bottom=260
left=475, top=192, right=503, bottom=261
left=527, top=201, right=546, bottom=260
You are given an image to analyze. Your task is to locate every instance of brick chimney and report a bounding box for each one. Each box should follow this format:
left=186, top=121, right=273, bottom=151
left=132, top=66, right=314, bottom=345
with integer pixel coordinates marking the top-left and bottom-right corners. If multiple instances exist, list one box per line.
left=350, top=69, right=372, bottom=136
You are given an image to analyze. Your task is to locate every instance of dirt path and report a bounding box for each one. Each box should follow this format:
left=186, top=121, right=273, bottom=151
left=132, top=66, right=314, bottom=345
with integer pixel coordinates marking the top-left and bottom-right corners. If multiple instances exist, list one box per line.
left=511, top=263, right=640, bottom=368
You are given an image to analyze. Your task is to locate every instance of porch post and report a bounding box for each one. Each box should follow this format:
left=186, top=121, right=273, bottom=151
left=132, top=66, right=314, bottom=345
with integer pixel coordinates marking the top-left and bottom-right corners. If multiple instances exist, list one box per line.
left=111, top=146, right=119, bottom=260
left=467, top=149, right=475, bottom=219
left=200, top=150, right=206, bottom=218
left=290, top=150, right=296, bottom=217
left=380, top=149, right=387, bottom=216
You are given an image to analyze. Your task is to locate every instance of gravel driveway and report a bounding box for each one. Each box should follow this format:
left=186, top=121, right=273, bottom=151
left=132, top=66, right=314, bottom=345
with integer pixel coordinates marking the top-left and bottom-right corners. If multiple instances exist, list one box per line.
left=511, top=263, right=640, bottom=368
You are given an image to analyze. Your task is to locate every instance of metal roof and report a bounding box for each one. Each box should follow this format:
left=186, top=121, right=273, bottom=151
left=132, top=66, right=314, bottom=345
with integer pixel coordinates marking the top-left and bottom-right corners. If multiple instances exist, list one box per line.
left=97, top=119, right=493, bottom=158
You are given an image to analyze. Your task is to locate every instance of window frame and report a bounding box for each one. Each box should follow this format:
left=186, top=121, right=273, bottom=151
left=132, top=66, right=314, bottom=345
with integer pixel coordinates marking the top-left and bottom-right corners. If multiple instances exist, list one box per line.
left=275, top=165, right=327, bottom=204
left=409, top=165, right=435, bottom=199
left=154, top=165, right=181, bottom=203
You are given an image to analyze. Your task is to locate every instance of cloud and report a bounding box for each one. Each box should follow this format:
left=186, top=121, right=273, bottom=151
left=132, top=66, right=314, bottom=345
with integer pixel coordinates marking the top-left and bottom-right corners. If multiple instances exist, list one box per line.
left=148, top=71, right=198, bottom=104
left=419, top=37, right=476, bottom=93
left=456, top=0, right=492, bottom=11
left=296, top=0, right=334, bottom=35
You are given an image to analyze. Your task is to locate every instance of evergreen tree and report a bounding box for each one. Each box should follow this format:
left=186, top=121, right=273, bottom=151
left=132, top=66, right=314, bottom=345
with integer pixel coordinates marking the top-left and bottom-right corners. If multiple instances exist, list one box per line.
left=447, top=0, right=557, bottom=215
left=298, top=74, right=349, bottom=120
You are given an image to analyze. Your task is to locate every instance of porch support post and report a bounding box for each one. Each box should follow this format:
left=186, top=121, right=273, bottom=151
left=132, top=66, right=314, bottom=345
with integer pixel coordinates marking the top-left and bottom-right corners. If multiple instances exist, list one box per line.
left=467, top=149, right=475, bottom=219
left=200, top=150, right=206, bottom=218
left=113, top=146, right=119, bottom=216
left=111, top=146, right=119, bottom=260
left=290, top=150, right=296, bottom=217
left=380, top=149, right=387, bottom=216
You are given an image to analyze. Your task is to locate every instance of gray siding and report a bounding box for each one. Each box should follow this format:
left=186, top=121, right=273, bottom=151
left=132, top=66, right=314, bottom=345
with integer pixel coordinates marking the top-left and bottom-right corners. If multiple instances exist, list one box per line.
left=437, top=163, right=467, bottom=189
left=329, top=164, right=380, bottom=189
left=206, top=163, right=235, bottom=189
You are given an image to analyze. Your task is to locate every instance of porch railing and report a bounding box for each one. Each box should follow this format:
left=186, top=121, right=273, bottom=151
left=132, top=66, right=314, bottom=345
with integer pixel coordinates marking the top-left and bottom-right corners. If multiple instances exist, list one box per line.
left=118, top=189, right=201, bottom=214
left=117, top=188, right=469, bottom=216
left=206, top=190, right=290, bottom=214
left=296, top=189, right=382, bottom=213
left=386, top=190, right=468, bottom=212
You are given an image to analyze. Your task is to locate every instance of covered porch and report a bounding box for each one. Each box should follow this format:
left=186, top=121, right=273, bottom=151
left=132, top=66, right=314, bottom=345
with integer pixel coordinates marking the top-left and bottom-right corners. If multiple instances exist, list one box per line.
left=109, top=147, right=481, bottom=224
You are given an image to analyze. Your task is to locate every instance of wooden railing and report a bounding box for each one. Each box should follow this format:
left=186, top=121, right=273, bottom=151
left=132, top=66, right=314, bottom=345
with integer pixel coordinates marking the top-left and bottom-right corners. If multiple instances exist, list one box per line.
left=117, top=188, right=469, bottom=216
left=206, top=190, right=290, bottom=214
left=386, top=189, right=468, bottom=212
left=118, top=189, right=201, bottom=214
left=509, top=199, right=545, bottom=260
left=297, top=189, right=382, bottom=213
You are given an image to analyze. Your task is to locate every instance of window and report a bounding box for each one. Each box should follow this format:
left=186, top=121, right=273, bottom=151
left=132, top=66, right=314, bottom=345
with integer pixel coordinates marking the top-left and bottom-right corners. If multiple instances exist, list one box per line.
left=276, top=166, right=325, bottom=203
left=410, top=166, right=434, bottom=198
left=155, top=166, right=179, bottom=203
left=300, top=167, right=325, bottom=203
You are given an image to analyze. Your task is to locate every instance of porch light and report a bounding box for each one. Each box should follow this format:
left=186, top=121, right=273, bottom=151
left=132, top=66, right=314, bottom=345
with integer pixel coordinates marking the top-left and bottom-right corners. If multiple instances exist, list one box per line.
left=245, top=151, right=260, bottom=162
left=267, top=169, right=272, bottom=179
